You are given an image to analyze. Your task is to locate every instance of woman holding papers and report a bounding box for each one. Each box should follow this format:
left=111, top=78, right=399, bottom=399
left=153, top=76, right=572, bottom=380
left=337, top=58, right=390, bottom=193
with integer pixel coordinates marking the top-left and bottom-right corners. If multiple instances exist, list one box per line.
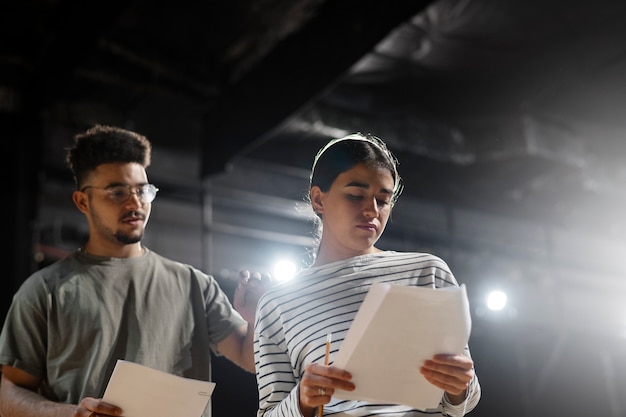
left=254, top=133, right=481, bottom=417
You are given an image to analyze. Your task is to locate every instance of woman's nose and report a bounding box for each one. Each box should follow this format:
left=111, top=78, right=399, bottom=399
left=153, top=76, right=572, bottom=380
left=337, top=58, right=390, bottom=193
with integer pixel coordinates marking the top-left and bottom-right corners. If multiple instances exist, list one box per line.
left=362, top=197, right=378, bottom=217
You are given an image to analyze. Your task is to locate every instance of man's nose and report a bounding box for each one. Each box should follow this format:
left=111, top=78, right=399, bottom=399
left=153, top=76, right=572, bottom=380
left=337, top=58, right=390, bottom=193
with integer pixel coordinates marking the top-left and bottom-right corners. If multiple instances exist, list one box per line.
left=125, top=189, right=145, bottom=206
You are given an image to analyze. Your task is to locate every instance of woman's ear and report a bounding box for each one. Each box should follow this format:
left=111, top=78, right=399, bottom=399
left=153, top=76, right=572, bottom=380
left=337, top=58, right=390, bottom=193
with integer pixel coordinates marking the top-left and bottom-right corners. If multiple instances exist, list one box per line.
left=72, top=190, right=90, bottom=214
left=310, top=186, right=324, bottom=215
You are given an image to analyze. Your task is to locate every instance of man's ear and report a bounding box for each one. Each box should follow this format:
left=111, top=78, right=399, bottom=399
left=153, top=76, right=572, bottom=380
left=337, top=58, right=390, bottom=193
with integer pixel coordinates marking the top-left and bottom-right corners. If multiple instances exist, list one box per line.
left=72, top=190, right=90, bottom=214
left=310, top=186, right=324, bottom=215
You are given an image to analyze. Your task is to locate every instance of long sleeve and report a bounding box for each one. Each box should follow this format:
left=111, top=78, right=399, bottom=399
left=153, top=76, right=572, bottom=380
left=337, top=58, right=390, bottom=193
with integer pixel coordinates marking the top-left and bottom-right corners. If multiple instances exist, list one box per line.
left=441, top=345, right=481, bottom=416
left=255, top=323, right=303, bottom=417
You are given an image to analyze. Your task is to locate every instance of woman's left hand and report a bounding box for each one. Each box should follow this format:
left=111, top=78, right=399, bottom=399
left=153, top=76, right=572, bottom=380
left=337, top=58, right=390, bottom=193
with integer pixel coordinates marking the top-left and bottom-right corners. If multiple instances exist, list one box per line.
left=419, top=354, right=474, bottom=402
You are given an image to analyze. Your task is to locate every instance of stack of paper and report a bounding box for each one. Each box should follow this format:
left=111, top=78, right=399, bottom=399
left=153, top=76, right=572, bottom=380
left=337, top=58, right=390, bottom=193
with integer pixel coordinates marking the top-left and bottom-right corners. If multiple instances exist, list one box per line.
left=102, top=360, right=215, bottom=417
left=333, top=283, right=471, bottom=410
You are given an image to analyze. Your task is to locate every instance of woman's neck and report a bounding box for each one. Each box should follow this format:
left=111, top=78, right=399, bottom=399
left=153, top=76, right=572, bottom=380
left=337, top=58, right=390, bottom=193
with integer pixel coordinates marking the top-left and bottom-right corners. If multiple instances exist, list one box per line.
left=313, top=246, right=382, bottom=267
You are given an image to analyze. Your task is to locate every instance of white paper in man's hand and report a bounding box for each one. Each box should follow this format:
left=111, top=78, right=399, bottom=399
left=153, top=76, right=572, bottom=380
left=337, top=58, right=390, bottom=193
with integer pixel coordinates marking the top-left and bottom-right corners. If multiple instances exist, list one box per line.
left=333, top=283, right=471, bottom=411
left=102, top=360, right=215, bottom=417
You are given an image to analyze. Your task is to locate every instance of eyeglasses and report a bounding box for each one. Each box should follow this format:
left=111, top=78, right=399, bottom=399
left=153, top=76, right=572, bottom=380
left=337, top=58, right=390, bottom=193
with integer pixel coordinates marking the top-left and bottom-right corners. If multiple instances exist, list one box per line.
left=80, top=184, right=159, bottom=204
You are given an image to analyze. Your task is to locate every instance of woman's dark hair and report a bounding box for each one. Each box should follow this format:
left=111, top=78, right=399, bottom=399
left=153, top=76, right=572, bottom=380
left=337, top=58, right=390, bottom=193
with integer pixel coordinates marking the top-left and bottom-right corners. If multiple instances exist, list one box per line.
left=309, top=132, right=403, bottom=203
left=306, top=133, right=403, bottom=250
left=65, top=124, right=152, bottom=188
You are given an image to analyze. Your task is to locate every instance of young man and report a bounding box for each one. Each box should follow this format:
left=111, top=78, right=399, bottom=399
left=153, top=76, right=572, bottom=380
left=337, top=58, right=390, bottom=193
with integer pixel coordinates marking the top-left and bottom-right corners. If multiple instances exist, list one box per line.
left=0, top=125, right=267, bottom=417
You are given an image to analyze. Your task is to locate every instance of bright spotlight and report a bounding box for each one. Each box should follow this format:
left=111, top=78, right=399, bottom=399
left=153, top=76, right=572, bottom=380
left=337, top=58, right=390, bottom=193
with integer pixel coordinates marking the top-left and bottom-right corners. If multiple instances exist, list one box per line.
left=487, top=290, right=508, bottom=311
left=273, top=259, right=297, bottom=282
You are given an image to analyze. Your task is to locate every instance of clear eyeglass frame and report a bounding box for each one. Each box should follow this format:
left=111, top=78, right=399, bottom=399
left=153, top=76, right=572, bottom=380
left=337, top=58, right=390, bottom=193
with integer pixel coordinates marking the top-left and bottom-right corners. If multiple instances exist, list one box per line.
left=80, top=183, right=159, bottom=204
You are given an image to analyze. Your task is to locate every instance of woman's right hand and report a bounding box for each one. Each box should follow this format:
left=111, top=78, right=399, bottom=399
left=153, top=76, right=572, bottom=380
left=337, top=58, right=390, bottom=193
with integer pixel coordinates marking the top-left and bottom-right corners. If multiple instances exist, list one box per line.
left=298, top=363, right=355, bottom=416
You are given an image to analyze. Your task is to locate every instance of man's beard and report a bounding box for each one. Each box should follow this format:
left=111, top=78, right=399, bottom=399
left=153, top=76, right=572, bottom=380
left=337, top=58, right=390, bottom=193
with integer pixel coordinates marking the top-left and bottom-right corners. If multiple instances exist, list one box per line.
left=116, top=231, right=143, bottom=244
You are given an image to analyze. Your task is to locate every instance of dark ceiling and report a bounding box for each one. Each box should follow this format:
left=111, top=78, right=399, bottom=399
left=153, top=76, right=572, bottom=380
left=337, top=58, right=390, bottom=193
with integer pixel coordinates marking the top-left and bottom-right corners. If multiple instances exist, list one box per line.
left=3, top=1, right=626, bottom=417
left=3, top=0, right=626, bottom=235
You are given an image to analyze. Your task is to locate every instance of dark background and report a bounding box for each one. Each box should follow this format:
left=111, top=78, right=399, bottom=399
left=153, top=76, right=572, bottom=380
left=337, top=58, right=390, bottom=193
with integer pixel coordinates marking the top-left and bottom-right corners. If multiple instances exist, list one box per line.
left=3, top=1, right=626, bottom=416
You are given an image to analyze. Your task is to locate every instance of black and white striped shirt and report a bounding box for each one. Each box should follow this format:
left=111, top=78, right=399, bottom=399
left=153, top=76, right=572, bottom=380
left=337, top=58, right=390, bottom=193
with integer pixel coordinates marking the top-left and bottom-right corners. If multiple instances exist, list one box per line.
left=254, top=251, right=481, bottom=417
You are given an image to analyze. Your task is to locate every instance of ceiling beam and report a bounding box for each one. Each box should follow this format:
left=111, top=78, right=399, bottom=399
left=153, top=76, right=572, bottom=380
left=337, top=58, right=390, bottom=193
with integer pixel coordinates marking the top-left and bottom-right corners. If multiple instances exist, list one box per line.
left=22, top=0, right=131, bottom=110
left=201, top=0, right=435, bottom=177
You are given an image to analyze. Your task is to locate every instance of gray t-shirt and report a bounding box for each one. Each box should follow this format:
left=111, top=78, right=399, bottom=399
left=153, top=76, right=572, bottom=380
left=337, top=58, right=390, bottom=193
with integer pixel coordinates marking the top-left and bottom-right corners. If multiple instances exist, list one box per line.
left=0, top=248, right=245, bottom=416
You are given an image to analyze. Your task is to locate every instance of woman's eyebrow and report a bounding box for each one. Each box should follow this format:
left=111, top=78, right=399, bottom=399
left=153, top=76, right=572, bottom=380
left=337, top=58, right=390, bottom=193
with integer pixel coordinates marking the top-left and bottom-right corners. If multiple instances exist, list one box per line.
left=344, top=180, right=369, bottom=189
left=345, top=181, right=393, bottom=195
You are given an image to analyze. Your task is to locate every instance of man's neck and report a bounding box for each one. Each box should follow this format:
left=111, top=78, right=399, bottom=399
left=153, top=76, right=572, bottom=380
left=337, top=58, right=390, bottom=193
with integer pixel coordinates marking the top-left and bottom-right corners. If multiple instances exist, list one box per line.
left=82, top=242, right=145, bottom=258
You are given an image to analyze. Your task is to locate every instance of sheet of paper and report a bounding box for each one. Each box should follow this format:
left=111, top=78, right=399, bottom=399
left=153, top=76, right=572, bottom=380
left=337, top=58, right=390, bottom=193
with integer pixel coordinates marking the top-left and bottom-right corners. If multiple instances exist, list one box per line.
left=333, top=283, right=471, bottom=411
left=102, top=360, right=215, bottom=417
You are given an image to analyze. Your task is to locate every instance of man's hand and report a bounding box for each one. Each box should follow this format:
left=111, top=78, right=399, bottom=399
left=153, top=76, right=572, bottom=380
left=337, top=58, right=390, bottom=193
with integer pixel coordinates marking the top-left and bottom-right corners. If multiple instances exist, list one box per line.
left=233, top=270, right=273, bottom=323
left=0, top=366, right=122, bottom=417
left=74, top=397, right=122, bottom=417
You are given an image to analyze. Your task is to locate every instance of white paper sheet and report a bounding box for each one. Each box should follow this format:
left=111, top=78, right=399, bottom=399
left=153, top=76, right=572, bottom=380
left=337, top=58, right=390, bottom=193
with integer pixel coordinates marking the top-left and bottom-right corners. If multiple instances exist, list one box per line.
left=333, top=283, right=471, bottom=411
left=102, top=360, right=215, bottom=417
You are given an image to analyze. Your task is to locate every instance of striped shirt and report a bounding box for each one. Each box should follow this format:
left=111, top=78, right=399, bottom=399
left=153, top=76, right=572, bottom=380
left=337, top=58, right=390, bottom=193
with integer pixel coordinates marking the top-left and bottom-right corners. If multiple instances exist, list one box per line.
left=254, top=251, right=481, bottom=417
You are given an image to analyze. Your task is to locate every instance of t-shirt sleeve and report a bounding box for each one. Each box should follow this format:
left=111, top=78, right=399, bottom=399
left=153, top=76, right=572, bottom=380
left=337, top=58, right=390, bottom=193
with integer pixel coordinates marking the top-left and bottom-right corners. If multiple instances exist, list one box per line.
left=0, top=274, right=48, bottom=378
left=197, top=272, right=247, bottom=354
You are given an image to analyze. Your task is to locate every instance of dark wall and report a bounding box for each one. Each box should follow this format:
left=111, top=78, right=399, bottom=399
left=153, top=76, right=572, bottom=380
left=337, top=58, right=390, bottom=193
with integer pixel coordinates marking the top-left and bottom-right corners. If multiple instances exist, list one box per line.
left=4, top=114, right=41, bottom=324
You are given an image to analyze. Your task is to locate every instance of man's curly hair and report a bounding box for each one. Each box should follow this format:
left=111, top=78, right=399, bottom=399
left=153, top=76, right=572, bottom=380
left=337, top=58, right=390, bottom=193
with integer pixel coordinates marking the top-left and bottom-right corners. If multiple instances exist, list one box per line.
left=65, top=125, right=152, bottom=188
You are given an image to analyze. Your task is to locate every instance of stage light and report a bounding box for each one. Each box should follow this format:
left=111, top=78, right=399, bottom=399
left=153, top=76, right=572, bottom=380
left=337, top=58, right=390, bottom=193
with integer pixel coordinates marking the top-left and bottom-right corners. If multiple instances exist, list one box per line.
left=486, top=290, right=508, bottom=311
left=273, top=259, right=297, bottom=282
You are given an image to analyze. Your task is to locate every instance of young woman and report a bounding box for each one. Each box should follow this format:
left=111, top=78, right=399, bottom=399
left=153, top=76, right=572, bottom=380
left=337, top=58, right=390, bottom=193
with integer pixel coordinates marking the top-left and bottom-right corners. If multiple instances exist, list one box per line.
left=254, top=133, right=481, bottom=417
